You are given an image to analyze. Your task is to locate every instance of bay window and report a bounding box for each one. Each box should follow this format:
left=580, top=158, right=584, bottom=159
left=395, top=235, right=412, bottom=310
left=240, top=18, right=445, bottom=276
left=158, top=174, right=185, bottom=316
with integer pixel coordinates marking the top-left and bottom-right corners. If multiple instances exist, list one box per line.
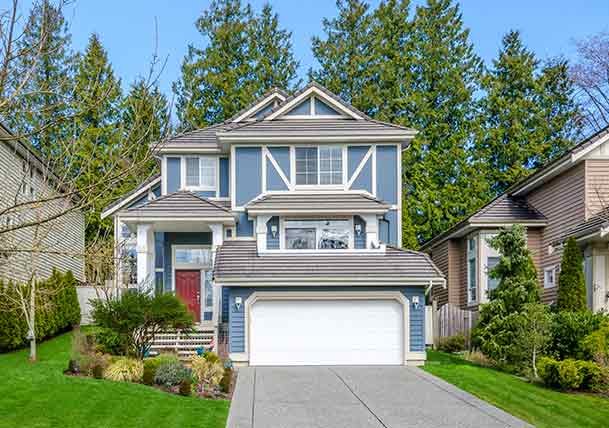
left=295, top=146, right=343, bottom=186
left=184, top=156, right=216, bottom=190
left=284, top=219, right=350, bottom=250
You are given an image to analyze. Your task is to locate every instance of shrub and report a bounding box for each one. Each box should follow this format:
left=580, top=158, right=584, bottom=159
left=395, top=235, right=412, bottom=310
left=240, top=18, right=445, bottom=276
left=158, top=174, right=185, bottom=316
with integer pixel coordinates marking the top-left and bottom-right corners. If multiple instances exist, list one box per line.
left=191, top=354, right=224, bottom=390
left=550, top=311, right=605, bottom=360
left=581, top=321, right=609, bottom=367
left=67, top=359, right=80, bottom=374
left=557, top=237, right=586, bottom=311
left=538, top=356, right=561, bottom=388
left=179, top=378, right=192, bottom=396
left=463, top=350, right=494, bottom=368
left=558, top=359, right=583, bottom=390
left=94, top=328, right=125, bottom=355
left=91, top=289, right=193, bottom=358
left=154, top=361, right=191, bottom=387
left=92, top=363, right=105, bottom=379
left=104, top=357, right=143, bottom=382
left=577, top=360, right=607, bottom=392
left=143, top=366, right=155, bottom=385
left=219, top=368, right=233, bottom=393
left=514, top=303, right=552, bottom=378
left=0, top=270, right=80, bottom=353
left=437, top=334, right=466, bottom=353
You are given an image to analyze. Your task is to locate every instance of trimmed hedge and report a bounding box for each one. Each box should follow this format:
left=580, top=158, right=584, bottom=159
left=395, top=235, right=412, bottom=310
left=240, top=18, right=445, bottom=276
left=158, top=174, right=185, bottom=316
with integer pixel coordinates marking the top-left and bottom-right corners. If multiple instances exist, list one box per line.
left=0, top=270, right=80, bottom=352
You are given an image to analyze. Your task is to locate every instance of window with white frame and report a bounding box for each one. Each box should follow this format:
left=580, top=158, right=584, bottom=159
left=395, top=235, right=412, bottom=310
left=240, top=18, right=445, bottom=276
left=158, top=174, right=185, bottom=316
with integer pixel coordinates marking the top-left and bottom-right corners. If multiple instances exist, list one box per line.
left=184, top=156, right=216, bottom=189
left=486, top=256, right=501, bottom=293
left=544, top=266, right=556, bottom=288
left=284, top=219, right=350, bottom=250
left=467, top=237, right=477, bottom=303
left=295, top=146, right=343, bottom=186
left=174, top=247, right=212, bottom=267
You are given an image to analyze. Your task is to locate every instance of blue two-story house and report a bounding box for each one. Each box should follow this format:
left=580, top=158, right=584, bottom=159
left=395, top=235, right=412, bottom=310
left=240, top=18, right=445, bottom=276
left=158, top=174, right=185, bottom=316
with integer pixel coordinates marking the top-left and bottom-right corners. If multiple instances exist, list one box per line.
left=101, top=83, right=445, bottom=366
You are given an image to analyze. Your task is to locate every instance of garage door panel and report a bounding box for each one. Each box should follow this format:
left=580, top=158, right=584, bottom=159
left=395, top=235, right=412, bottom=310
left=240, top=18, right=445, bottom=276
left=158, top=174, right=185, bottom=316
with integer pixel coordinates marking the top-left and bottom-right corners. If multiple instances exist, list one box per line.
left=250, top=299, right=404, bottom=366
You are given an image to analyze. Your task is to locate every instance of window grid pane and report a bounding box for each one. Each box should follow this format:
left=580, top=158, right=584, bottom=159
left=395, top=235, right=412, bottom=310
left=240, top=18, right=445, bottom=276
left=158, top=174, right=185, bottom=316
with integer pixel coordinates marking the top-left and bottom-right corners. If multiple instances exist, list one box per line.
left=200, top=158, right=216, bottom=187
left=186, top=157, right=200, bottom=187
left=295, top=148, right=318, bottom=185
left=319, top=146, right=342, bottom=185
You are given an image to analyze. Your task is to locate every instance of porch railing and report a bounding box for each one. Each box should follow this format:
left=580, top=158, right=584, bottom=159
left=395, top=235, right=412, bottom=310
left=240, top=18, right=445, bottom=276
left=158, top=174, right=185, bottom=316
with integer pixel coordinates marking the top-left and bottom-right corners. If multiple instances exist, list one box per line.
left=150, top=327, right=216, bottom=360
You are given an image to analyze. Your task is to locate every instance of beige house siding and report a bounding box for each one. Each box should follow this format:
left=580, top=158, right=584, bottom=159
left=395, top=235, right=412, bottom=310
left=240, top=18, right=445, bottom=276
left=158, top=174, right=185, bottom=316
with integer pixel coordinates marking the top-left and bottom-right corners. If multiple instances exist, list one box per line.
left=527, top=227, right=544, bottom=293
left=429, top=240, right=449, bottom=306
left=526, top=162, right=586, bottom=303
left=0, top=140, right=85, bottom=284
left=585, top=159, right=609, bottom=219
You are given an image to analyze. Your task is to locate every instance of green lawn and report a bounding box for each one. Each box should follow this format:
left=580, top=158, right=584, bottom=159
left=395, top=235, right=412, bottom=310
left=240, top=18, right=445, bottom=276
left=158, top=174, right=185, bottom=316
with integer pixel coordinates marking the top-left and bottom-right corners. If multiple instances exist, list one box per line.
left=424, top=351, right=609, bottom=428
left=0, top=331, right=229, bottom=428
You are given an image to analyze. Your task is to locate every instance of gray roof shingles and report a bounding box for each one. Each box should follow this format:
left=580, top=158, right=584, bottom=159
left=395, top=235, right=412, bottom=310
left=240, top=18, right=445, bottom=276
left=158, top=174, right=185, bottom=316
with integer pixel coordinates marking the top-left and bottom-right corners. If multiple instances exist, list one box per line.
left=119, top=191, right=235, bottom=220
left=556, top=207, right=609, bottom=244
left=213, top=240, right=444, bottom=282
left=245, top=192, right=390, bottom=213
left=471, top=195, right=547, bottom=223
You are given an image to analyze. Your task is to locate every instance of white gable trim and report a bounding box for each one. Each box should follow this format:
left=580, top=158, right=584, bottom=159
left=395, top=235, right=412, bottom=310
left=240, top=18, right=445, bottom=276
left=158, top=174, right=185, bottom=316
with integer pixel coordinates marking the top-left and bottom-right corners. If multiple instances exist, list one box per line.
left=346, top=146, right=373, bottom=190
left=101, top=176, right=161, bottom=219
left=575, top=132, right=609, bottom=161
left=263, top=147, right=292, bottom=190
left=265, top=86, right=363, bottom=121
left=232, top=92, right=286, bottom=123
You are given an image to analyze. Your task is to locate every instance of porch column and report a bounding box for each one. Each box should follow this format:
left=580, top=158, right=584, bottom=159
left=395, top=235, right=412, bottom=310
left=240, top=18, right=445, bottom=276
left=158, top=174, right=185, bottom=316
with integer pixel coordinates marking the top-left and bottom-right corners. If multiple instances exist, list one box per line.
left=255, top=215, right=271, bottom=253
left=136, top=223, right=155, bottom=291
left=208, top=223, right=224, bottom=326
left=361, top=214, right=380, bottom=249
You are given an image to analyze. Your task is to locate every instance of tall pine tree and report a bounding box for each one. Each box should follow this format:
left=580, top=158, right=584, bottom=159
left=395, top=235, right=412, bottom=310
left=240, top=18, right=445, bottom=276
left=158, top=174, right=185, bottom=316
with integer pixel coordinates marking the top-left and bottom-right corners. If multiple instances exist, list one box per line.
left=71, top=33, right=123, bottom=241
left=309, top=0, right=373, bottom=111
left=174, top=0, right=298, bottom=129
left=478, top=30, right=580, bottom=195
left=4, top=0, right=77, bottom=157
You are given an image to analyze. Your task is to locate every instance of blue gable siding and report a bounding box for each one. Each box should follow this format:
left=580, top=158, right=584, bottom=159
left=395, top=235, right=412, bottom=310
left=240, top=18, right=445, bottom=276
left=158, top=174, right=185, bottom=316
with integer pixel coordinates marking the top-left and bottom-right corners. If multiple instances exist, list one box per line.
left=227, top=286, right=426, bottom=354
left=285, top=98, right=311, bottom=116
left=167, top=157, right=181, bottom=193
left=376, top=145, right=397, bottom=205
left=235, top=147, right=262, bottom=206
left=152, top=183, right=161, bottom=197
left=348, top=146, right=372, bottom=193
left=380, top=209, right=398, bottom=246
left=266, top=158, right=288, bottom=191
left=219, top=157, right=230, bottom=198
left=267, top=147, right=290, bottom=191
left=352, top=157, right=372, bottom=193
left=194, top=191, right=216, bottom=198
left=348, top=146, right=369, bottom=177
left=163, top=232, right=212, bottom=292
left=266, top=216, right=280, bottom=249
left=268, top=147, right=290, bottom=175
left=236, top=212, right=254, bottom=237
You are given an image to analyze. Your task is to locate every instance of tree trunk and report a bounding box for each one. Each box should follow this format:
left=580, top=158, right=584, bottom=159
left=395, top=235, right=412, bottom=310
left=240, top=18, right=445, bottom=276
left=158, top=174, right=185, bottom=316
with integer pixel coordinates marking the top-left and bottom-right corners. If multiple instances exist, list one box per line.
left=29, top=280, right=36, bottom=362
left=532, top=347, right=537, bottom=379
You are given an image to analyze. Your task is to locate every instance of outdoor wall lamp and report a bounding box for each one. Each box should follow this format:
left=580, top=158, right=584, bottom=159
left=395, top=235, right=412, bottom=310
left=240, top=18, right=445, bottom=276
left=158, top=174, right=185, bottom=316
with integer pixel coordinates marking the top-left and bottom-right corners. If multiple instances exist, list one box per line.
left=271, top=224, right=278, bottom=238
left=235, top=296, right=243, bottom=311
left=355, top=224, right=362, bottom=236
left=412, top=295, right=420, bottom=310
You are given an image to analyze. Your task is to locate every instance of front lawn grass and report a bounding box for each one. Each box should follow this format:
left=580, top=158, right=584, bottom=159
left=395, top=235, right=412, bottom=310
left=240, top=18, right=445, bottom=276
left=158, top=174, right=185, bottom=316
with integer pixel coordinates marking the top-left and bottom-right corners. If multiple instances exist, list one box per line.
left=424, top=350, right=609, bottom=428
left=0, top=331, right=229, bottom=428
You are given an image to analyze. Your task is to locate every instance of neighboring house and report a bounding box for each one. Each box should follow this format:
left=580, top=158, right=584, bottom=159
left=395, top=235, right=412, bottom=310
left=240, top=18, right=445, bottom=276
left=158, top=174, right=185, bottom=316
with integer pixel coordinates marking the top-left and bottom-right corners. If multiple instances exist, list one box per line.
left=101, top=83, right=445, bottom=366
left=422, top=127, right=609, bottom=314
left=0, top=123, right=85, bottom=283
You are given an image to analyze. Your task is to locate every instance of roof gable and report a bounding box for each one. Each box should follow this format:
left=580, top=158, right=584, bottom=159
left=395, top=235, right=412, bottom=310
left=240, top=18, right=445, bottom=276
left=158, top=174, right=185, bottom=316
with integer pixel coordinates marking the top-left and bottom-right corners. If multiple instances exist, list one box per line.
left=230, top=88, right=287, bottom=123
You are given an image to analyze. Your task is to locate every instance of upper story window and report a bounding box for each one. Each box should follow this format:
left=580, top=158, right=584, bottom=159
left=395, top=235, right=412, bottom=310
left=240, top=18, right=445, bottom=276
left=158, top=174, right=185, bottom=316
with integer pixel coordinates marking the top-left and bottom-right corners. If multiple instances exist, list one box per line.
left=295, top=146, right=343, bottom=186
left=467, top=237, right=477, bottom=303
left=284, top=219, right=350, bottom=250
left=184, top=156, right=216, bottom=190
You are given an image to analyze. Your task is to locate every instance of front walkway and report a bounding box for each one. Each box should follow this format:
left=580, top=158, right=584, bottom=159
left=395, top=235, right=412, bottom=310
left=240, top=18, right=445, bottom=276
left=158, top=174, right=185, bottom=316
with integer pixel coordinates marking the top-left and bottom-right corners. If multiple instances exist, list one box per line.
left=227, top=366, right=531, bottom=428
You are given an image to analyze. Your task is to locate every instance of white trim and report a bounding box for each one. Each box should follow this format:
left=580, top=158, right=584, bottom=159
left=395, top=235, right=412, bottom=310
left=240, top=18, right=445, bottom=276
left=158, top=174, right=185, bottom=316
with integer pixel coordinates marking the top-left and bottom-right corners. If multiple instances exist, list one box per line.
left=293, top=144, right=345, bottom=188
left=242, top=290, right=410, bottom=365
left=216, top=277, right=446, bottom=287
left=264, top=146, right=292, bottom=190
left=265, top=86, right=363, bottom=120
left=246, top=208, right=389, bottom=215
left=230, top=145, right=236, bottom=211
left=572, top=131, right=609, bottom=162
left=155, top=147, right=223, bottom=154
left=119, top=216, right=235, bottom=223
left=232, top=92, right=287, bottom=123
left=261, top=147, right=267, bottom=193
left=101, top=176, right=162, bottom=219
left=372, top=145, right=377, bottom=197
left=544, top=265, right=557, bottom=289
left=161, top=157, right=167, bottom=195
left=180, top=155, right=218, bottom=192
left=346, top=146, right=373, bottom=189
left=217, top=135, right=412, bottom=143
left=396, top=144, right=402, bottom=247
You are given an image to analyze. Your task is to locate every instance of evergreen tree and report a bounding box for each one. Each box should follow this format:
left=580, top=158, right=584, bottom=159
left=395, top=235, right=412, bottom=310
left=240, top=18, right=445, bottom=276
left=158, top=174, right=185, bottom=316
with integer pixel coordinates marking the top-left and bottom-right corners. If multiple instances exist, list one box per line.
left=309, top=0, right=373, bottom=110
left=473, top=225, right=541, bottom=364
left=174, top=0, right=298, bottom=129
left=401, top=0, right=488, bottom=245
left=478, top=31, right=580, bottom=195
left=557, top=237, right=587, bottom=312
left=121, top=79, right=169, bottom=186
left=70, top=33, right=122, bottom=241
left=4, top=0, right=77, bottom=157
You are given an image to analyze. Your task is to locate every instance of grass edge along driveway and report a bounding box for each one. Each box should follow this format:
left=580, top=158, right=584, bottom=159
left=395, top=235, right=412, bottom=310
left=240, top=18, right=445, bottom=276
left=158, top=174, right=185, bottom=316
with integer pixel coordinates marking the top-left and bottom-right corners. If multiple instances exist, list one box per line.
left=0, top=331, right=229, bottom=428
left=424, top=350, right=609, bottom=428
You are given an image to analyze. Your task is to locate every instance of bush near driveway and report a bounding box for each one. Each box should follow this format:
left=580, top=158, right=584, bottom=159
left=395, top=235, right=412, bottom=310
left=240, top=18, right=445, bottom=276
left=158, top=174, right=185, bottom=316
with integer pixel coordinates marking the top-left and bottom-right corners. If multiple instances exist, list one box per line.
left=0, top=270, right=80, bottom=352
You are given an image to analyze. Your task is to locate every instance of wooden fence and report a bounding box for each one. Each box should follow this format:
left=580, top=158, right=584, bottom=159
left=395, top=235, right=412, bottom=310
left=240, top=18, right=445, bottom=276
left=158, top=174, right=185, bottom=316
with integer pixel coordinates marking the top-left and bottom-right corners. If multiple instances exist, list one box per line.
left=431, top=302, right=478, bottom=347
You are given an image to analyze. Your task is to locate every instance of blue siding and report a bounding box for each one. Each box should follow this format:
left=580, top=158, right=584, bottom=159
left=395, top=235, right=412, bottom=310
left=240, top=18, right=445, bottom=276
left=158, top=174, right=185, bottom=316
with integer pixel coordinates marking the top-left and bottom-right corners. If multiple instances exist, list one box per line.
left=222, top=287, right=229, bottom=322
left=266, top=216, right=280, bottom=249
left=315, top=98, right=341, bottom=115
left=235, top=147, right=262, bottom=206
left=152, top=183, right=161, bottom=197
left=376, top=145, right=397, bottom=204
left=163, top=232, right=212, bottom=291
left=130, top=193, right=149, bottom=208
left=227, top=286, right=426, bottom=354
left=383, top=209, right=399, bottom=246
left=354, top=215, right=366, bottom=249
left=266, top=158, right=289, bottom=191
left=268, top=147, right=290, bottom=175
left=220, top=157, right=230, bottom=198
left=285, top=98, right=311, bottom=116
left=352, top=157, right=372, bottom=193
left=194, top=191, right=216, bottom=198
left=154, top=232, right=164, bottom=270
left=167, top=157, right=181, bottom=193
left=236, top=212, right=254, bottom=237
left=348, top=146, right=369, bottom=177
left=203, top=312, right=213, bottom=321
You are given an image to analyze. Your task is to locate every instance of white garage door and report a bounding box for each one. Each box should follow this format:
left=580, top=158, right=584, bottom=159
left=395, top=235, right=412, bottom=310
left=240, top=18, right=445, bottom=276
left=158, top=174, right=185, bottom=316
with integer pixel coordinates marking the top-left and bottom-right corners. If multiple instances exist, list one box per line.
left=250, top=299, right=404, bottom=366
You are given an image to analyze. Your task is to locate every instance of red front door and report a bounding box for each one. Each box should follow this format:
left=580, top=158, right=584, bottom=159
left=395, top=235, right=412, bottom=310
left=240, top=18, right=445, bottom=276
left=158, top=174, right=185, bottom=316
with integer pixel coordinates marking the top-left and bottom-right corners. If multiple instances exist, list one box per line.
left=175, top=270, right=201, bottom=322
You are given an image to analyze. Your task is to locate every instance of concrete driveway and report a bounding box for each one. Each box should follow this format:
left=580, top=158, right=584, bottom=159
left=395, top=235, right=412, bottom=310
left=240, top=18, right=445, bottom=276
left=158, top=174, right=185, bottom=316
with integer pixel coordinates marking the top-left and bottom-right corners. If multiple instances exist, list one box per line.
left=227, top=366, right=531, bottom=428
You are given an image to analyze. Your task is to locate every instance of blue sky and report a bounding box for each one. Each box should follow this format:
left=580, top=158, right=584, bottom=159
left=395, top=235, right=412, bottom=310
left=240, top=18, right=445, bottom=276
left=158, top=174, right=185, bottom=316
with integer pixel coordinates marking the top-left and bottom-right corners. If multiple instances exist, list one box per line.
left=17, top=1, right=609, bottom=101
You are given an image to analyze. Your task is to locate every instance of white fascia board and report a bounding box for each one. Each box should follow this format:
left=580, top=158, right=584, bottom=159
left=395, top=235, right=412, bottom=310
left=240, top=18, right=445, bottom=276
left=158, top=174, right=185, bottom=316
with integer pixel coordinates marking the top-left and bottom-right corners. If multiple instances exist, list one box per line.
left=101, top=176, right=161, bottom=219
left=265, top=86, right=363, bottom=120
left=155, top=146, right=223, bottom=154
left=216, top=134, right=413, bottom=143
left=232, top=93, right=286, bottom=123
left=245, top=208, right=389, bottom=215
left=215, top=277, right=447, bottom=287
left=510, top=157, right=572, bottom=196
left=119, top=216, right=236, bottom=224
left=571, top=131, right=609, bottom=162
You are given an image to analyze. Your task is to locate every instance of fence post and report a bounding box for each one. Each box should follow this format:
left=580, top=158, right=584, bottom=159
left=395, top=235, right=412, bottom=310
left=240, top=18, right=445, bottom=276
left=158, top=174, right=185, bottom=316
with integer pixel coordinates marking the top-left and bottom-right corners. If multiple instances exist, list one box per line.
left=432, top=300, right=439, bottom=349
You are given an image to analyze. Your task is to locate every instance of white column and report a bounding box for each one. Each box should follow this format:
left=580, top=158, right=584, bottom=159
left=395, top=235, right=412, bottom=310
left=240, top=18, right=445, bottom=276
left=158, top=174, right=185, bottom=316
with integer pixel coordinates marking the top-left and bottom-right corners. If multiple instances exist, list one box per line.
left=208, top=223, right=224, bottom=326
left=255, top=215, right=271, bottom=253
left=361, top=214, right=380, bottom=249
left=136, top=223, right=155, bottom=291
